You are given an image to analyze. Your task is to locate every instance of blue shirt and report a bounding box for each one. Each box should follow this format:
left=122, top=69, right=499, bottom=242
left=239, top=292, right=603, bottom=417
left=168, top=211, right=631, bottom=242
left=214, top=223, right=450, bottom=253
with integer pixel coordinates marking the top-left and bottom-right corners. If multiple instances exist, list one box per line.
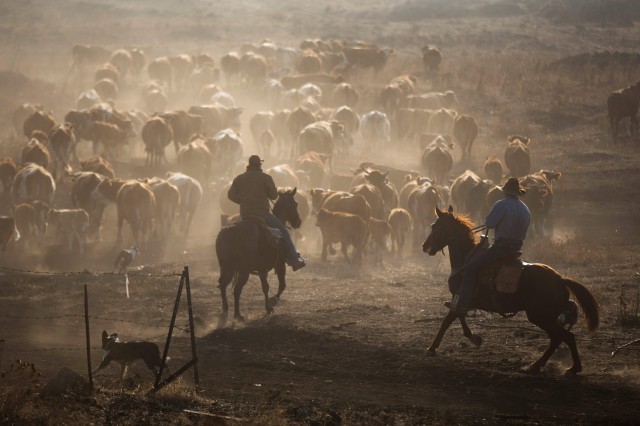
left=485, top=195, right=531, bottom=242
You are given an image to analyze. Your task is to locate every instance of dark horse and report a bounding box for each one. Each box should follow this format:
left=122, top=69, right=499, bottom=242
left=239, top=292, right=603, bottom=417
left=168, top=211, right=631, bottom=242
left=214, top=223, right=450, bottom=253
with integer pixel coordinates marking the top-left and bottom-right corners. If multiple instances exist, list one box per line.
left=421, top=206, right=600, bottom=376
left=216, top=188, right=302, bottom=321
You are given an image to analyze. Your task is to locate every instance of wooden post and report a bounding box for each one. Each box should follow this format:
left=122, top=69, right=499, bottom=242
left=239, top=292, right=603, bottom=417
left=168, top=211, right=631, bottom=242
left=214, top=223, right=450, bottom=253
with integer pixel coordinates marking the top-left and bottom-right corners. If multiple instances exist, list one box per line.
left=84, top=284, right=93, bottom=391
left=184, top=266, right=200, bottom=390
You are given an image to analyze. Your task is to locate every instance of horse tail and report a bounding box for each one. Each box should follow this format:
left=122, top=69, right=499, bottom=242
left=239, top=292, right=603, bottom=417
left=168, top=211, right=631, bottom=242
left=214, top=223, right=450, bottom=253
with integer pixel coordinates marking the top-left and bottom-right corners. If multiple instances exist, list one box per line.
left=562, top=278, right=600, bottom=333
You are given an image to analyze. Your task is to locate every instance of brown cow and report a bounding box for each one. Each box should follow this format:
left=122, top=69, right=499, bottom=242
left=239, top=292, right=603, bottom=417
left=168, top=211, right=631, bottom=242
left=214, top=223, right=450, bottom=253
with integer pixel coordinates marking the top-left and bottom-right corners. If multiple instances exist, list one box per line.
left=422, top=45, right=442, bottom=73
left=71, top=45, right=111, bottom=69
left=240, top=52, right=268, bottom=86
left=608, top=83, right=640, bottom=139
left=450, top=170, right=492, bottom=223
left=280, top=74, right=343, bottom=90
left=310, top=189, right=372, bottom=222
left=142, top=116, right=173, bottom=167
left=380, top=75, right=416, bottom=115
left=22, top=138, right=50, bottom=168
left=505, top=135, right=531, bottom=177
left=91, top=121, right=129, bottom=160
left=287, top=106, right=317, bottom=156
left=220, top=52, right=241, bottom=85
left=267, top=164, right=300, bottom=189
left=12, top=104, right=43, bottom=138
left=209, top=129, right=244, bottom=177
left=188, top=105, right=242, bottom=135
left=388, top=208, right=412, bottom=257
left=0, top=158, right=18, bottom=194
left=421, top=135, right=454, bottom=185
left=298, top=120, right=344, bottom=162
left=331, top=82, right=359, bottom=108
left=23, top=110, right=55, bottom=139
left=296, top=151, right=328, bottom=188
left=109, top=49, right=133, bottom=78
left=519, top=170, right=562, bottom=236
left=169, top=54, right=195, bottom=91
left=48, top=123, right=76, bottom=180
left=398, top=175, right=432, bottom=210
left=351, top=183, right=385, bottom=219
left=71, top=173, right=125, bottom=241
left=408, top=183, right=449, bottom=250
left=368, top=217, right=391, bottom=264
left=94, top=78, right=119, bottom=101
left=426, top=108, right=457, bottom=136
left=249, top=111, right=274, bottom=154
left=11, top=163, right=56, bottom=207
left=13, top=202, right=49, bottom=250
left=159, top=110, right=202, bottom=154
left=142, top=82, right=168, bottom=113
left=177, top=138, right=212, bottom=185
left=143, top=178, right=180, bottom=240
left=80, top=155, right=115, bottom=179
left=316, top=208, right=367, bottom=264
left=95, top=63, right=120, bottom=84
left=484, top=156, right=503, bottom=185
left=116, top=181, right=155, bottom=246
left=148, top=57, right=173, bottom=90
left=343, top=47, right=393, bottom=73
left=47, top=208, right=90, bottom=253
left=331, top=106, right=359, bottom=152
left=295, top=49, right=323, bottom=74
left=453, top=115, right=478, bottom=161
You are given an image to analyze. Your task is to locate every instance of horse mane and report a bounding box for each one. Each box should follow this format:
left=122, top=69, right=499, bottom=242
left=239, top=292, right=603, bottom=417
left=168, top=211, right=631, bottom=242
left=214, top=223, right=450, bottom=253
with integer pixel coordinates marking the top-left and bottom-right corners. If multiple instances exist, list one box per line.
left=452, top=212, right=477, bottom=244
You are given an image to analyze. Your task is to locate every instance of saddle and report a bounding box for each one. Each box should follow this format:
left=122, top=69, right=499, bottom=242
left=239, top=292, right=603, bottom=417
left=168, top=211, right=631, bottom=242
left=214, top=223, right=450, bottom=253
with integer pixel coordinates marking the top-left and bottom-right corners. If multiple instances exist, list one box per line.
left=243, top=215, right=282, bottom=249
left=478, top=251, right=524, bottom=294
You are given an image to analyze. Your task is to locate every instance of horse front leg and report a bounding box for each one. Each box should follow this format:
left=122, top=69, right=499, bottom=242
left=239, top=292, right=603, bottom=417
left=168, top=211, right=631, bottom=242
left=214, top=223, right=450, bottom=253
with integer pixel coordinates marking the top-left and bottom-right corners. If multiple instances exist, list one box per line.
left=233, top=272, right=250, bottom=321
left=258, top=272, right=273, bottom=314
left=459, top=315, right=483, bottom=347
left=426, top=310, right=458, bottom=356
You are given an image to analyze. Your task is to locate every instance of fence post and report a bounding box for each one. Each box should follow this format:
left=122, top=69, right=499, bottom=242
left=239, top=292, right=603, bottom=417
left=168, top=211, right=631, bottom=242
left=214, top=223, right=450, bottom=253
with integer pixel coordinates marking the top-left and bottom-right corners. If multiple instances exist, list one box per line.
left=155, top=270, right=185, bottom=388
left=184, top=266, right=200, bottom=390
left=84, top=284, right=93, bottom=391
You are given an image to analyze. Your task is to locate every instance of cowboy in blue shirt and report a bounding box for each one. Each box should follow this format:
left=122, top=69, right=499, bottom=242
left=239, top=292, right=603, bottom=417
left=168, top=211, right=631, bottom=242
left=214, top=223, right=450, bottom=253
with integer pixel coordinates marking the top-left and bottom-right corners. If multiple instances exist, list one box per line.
left=451, top=177, right=531, bottom=314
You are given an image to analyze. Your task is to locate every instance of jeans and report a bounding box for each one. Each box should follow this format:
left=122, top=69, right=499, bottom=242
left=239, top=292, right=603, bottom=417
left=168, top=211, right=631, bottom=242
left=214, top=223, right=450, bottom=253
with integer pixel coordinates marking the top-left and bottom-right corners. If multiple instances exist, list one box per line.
left=264, top=213, right=299, bottom=265
left=457, top=244, right=512, bottom=310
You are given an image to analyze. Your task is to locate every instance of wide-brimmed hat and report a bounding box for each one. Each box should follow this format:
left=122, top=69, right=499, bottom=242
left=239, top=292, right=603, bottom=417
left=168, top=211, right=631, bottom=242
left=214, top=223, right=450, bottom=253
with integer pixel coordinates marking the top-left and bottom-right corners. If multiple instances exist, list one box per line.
left=501, top=177, right=526, bottom=196
left=248, top=155, right=264, bottom=167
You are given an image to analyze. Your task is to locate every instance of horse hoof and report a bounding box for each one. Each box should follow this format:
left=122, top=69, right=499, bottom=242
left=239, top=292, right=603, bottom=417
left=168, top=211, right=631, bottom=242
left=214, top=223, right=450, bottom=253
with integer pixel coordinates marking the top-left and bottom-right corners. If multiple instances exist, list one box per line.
left=470, top=334, right=483, bottom=347
left=268, top=295, right=279, bottom=308
left=234, top=315, right=245, bottom=322
left=564, top=367, right=580, bottom=378
left=522, top=365, right=541, bottom=375
left=425, top=348, right=437, bottom=357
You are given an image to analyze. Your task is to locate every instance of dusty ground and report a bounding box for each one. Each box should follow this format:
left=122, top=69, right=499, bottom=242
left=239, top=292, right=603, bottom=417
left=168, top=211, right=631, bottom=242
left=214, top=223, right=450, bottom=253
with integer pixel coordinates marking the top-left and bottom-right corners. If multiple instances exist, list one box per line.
left=1, top=0, right=640, bottom=424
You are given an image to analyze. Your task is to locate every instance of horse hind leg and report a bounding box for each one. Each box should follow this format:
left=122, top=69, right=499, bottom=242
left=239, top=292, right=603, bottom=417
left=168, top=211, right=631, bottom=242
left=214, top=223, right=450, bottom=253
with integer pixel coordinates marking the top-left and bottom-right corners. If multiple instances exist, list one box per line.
left=218, top=269, right=235, bottom=314
left=233, top=272, right=250, bottom=321
left=258, top=272, right=274, bottom=314
left=459, top=315, right=483, bottom=347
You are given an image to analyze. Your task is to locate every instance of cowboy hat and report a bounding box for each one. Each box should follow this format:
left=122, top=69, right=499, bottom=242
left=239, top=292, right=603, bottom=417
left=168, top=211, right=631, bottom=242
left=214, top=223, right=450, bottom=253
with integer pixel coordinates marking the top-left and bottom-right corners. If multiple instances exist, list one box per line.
left=248, top=155, right=264, bottom=166
left=501, top=177, right=526, bottom=196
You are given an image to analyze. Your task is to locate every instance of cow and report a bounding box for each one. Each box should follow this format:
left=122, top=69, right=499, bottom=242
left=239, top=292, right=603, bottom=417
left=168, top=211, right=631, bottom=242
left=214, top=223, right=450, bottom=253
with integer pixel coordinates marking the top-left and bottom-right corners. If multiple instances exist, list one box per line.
left=91, top=121, right=129, bottom=160
left=450, top=170, right=493, bottom=223
left=176, top=138, right=213, bottom=185
left=220, top=52, right=241, bottom=85
left=48, top=123, right=76, bottom=180
left=129, top=48, right=146, bottom=79
left=361, top=111, right=391, bottom=153
left=316, top=208, right=367, bottom=265
left=408, top=183, right=449, bottom=250
left=71, top=173, right=126, bottom=241
left=70, top=45, right=111, bottom=70
left=343, top=47, right=393, bottom=73
left=484, top=156, right=503, bottom=185
left=11, top=163, right=55, bottom=207
left=519, top=170, right=562, bottom=237
left=426, top=108, right=457, bottom=137
left=76, top=89, right=101, bottom=110
left=47, top=208, right=90, bottom=253
left=142, top=82, right=168, bottom=113
left=199, top=83, right=221, bottom=104
left=310, top=189, right=372, bottom=222
left=169, top=54, right=195, bottom=91
left=296, top=151, right=328, bottom=188
left=280, top=73, right=344, bottom=90
left=12, top=104, right=44, bottom=138
left=148, top=57, right=173, bottom=91
left=287, top=106, right=317, bottom=156
left=421, top=135, right=454, bottom=185
left=351, top=183, right=385, bottom=219
left=352, top=169, right=398, bottom=217
left=388, top=208, right=412, bottom=257
left=249, top=111, right=274, bottom=155
left=64, top=109, right=94, bottom=143
left=505, top=135, right=531, bottom=177
left=396, top=108, right=428, bottom=143
left=240, top=52, right=268, bottom=86
left=142, top=178, right=180, bottom=240
left=21, top=139, right=50, bottom=169
left=209, top=129, right=244, bottom=177
left=422, top=45, right=443, bottom=73
left=94, top=78, right=119, bottom=101
left=295, top=49, right=323, bottom=74
left=298, top=120, right=345, bottom=163
left=398, top=175, right=432, bottom=210
left=115, top=181, right=155, bottom=247
left=109, top=49, right=133, bottom=78
left=13, top=202, right=49, bottom=250
left=158, top=110, right=202, bottom=155
left=23, top=110, right=55, bottom=139
left=266, top=164, right=300, bottom=189
left=95, top=63, right=120, bottom=84
left=80, top=155, right=115, bottom=179
left=329, top=172, right=355, bottom=192
left=453, top=115, right=478, bottom=161
left=380, top=75, right=416, bottom=115
left=142, top=116, right=173, bottom=167
left=188, top=105, right=242, bottom=135
left=0, top=158, right=18, bottom=195
left=0, top=217, right=19, bottom=255
left=368, top=217, right=391, bottom=264
left=331, top=82, right=359, bottom=108
left=166, top=172, right=203, bottom=238
left=608, top=83, right=640, bottom=139
left=331, top=106, right=359, bottom=153
left=358, top=162, right=422, bottom=194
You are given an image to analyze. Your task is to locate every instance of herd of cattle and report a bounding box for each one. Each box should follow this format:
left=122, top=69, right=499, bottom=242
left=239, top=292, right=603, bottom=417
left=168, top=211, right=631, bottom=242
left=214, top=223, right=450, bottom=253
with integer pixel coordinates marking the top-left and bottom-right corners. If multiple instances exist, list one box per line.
left=0, top=38, right=563, bottom=266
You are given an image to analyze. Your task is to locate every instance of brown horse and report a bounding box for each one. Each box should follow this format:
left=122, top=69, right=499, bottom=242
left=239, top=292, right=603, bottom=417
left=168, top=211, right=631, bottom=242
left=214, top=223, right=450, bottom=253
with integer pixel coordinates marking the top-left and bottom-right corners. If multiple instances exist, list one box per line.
left=216, top=188, right=302, bottom=321
left=421, top=206, right=599, bottom=376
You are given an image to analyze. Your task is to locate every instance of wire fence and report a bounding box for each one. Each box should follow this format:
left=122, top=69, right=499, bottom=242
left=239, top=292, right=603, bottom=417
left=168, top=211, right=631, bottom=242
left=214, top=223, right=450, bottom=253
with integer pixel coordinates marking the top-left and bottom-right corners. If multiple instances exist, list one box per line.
left=0, top=265, right=182, bottom=277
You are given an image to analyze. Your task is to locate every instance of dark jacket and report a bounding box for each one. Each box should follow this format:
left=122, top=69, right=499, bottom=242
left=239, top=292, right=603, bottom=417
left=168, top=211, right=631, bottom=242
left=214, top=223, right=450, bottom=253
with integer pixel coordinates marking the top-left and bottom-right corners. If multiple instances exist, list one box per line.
left=228, top=166, right=278, bottom=218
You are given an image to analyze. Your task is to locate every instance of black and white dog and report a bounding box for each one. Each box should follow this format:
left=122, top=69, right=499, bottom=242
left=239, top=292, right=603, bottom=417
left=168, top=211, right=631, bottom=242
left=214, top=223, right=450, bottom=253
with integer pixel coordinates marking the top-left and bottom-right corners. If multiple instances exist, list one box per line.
left=93, top=330, right=164, bottom=380
left=113, top=246, right=139, bottom=274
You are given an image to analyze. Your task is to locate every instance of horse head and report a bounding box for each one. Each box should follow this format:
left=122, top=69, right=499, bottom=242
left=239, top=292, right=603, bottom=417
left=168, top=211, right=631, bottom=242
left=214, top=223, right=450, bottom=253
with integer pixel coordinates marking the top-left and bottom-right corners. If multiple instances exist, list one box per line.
left=421, top=205, right=475, bottom=256
left=274, top=187, right=302, bottom=229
